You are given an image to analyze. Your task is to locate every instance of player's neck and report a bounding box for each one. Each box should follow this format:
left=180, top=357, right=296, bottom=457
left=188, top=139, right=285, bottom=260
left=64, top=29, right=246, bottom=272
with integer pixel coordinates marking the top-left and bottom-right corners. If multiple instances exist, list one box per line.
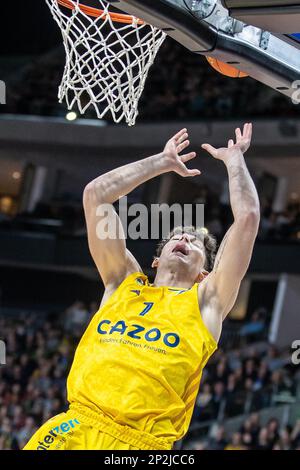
left=153, top=270, right=194, bottom=289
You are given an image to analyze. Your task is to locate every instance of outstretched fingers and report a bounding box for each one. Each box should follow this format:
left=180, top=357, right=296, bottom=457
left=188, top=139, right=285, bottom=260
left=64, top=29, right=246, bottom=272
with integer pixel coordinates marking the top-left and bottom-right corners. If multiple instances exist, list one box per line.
left=179, top=151, right=200, bottom=177
left=176, top=139, right=190, bottom=154
left=185, top=168, right=201, bottom=177
left=170, top=128, right=201, bottom=177
left=173, top=128, right=188, bottom=143
left=201, top=143, right=217, bottom=157
left=180, top=151, right=197, bottom=163
left=244, top=122, right=252, bottom=140
left=235, top=127, right=242, bottom=142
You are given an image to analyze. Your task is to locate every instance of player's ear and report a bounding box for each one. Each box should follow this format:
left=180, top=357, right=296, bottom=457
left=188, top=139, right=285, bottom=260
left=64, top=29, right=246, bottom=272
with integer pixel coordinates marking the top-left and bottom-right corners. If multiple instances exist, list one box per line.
left=196, top=270, right=209, bottom=283
left=152, top=257, right=159, bottom=269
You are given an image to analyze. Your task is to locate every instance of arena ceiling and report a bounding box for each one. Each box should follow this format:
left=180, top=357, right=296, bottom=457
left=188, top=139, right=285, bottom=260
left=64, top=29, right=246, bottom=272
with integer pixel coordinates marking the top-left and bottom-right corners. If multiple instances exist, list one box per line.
left=1, top=1, right=61, bottom=56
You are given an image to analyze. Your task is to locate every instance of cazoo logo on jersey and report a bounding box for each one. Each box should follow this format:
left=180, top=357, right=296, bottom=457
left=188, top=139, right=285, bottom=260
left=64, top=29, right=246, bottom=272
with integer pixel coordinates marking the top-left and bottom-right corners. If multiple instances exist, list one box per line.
left=97, top=319, right=180, bottom=348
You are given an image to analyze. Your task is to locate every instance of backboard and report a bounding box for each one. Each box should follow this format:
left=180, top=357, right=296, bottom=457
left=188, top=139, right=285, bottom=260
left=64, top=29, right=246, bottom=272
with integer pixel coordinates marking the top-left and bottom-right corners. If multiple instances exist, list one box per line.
left=108, top=0, right=300, bottom=100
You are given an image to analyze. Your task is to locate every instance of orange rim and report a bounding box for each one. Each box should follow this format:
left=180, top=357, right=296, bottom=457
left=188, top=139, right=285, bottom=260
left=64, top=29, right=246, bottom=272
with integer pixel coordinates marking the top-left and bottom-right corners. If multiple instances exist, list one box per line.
left=57, top=0, right=144, bottom=24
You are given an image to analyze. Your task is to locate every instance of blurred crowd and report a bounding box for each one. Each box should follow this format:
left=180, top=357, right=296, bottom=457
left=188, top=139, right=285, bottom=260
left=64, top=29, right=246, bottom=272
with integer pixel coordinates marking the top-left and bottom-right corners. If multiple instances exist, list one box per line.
left=258, top=195, right=300, bottom=242
left=1, top=183, right=300, bottom=244
left=189, top=417, right=300, bottom=450
left=196, top=184, right=300, bottom=243
left=193, top=344, right=297, bottom=423
left=0, top=199, right=85, bottom=235
left=0, top=303, right=96, bottom=450
left=3, top=40, right=300, bottom=122
left=140, top=41, right=300, bottom=122
left=0, top=305, right=299, bottom=450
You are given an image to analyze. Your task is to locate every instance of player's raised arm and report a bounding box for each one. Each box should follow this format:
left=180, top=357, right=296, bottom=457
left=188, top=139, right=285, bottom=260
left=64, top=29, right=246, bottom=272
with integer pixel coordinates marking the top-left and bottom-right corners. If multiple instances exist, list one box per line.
left=200, top=123, right=260, bottom=341
left=83, top=128, right=200, bottom=289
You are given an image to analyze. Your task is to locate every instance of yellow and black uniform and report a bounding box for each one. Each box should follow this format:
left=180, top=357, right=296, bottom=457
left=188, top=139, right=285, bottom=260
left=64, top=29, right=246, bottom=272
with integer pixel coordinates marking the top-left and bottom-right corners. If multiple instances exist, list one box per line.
left=24, top=272, right=217, bottom=450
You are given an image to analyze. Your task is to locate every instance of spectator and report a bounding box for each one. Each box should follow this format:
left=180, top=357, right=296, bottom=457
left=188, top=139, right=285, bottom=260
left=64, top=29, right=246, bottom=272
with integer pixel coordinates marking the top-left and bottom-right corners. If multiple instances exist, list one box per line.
left=240, top=311, right=266, bottom=342
left=279, top=426, right=292, bottom=450
left=16, top=417, right=37, bottom=450
left=64, top=301, right=89, bottom=336
left=195, top=383, right=213, bottom=421
left=207, top=425, right=228, bottom=450
left=291, top=420, right=300, bottom=448
left=267, top=418, right=280, bottom=448
left=225, top=432, right=246, bottom=450
left=211, top=381, right=226, bottom=419
left=257, top=427, right=271, bottom=450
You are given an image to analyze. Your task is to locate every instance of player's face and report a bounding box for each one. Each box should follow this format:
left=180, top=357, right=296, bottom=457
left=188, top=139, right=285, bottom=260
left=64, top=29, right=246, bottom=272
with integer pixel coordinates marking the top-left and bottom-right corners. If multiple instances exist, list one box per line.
left=162, top=233, right=206, bottom=270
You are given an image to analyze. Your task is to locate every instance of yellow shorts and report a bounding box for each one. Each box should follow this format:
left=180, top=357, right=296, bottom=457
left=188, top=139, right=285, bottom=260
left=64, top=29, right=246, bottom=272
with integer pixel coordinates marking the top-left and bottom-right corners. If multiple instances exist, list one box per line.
left=23, top=405, right=172, bottom=451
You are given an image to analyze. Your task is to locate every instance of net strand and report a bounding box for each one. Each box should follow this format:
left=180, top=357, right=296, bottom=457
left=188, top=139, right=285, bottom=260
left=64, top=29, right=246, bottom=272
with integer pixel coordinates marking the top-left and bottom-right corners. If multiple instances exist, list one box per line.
left=46, top=0, right=166, bottom=125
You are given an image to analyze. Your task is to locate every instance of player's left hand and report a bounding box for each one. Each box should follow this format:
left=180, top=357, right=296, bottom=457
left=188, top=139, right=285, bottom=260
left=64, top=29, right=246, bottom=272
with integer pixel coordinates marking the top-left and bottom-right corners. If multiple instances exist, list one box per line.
left=201, top=123, right=252, bottom=162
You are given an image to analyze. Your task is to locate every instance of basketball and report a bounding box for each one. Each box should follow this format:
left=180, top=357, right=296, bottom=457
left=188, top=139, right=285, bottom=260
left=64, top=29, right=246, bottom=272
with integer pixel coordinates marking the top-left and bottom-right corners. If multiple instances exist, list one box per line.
left=206, top=56, right=249, bottom=78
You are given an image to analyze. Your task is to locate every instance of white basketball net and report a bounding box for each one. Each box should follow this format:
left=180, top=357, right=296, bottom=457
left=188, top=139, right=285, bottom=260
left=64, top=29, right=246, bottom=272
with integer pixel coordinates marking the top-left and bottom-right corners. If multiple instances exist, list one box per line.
left=46, top=0, right=166, bottom=126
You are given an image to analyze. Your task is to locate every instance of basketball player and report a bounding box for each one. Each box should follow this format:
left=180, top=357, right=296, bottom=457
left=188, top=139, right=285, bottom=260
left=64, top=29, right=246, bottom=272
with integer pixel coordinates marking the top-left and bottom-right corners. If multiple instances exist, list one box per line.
left=24, top=123, right=260, bottom=450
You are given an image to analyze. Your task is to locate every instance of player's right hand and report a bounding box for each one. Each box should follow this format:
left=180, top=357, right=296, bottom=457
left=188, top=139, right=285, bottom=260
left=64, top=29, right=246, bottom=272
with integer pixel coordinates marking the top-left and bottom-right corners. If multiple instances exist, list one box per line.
left=163, top=128, right=201, bottom=177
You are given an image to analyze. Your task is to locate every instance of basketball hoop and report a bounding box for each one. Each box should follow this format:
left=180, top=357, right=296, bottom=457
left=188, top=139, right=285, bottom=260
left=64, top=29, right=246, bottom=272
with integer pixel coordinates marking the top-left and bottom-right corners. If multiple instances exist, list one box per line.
left=46, top=0, right=166, bottom=126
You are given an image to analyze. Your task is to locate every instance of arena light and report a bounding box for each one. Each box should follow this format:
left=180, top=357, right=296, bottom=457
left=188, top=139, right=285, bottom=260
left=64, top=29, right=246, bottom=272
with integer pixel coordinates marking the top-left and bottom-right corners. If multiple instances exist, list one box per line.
left=66, top=111, right=78, bottom=121
left=12, top=171, right=21, bottom=180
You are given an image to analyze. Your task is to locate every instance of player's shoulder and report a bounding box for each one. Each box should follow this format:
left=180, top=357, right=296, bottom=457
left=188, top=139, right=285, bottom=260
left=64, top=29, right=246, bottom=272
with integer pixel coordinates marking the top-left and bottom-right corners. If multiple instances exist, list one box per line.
left=100, top=269, right=146, bottom=308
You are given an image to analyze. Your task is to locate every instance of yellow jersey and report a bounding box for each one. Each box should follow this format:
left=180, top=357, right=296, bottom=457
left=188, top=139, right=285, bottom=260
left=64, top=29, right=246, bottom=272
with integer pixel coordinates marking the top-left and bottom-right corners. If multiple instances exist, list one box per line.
left=67, top=272, right=217, bottom=446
